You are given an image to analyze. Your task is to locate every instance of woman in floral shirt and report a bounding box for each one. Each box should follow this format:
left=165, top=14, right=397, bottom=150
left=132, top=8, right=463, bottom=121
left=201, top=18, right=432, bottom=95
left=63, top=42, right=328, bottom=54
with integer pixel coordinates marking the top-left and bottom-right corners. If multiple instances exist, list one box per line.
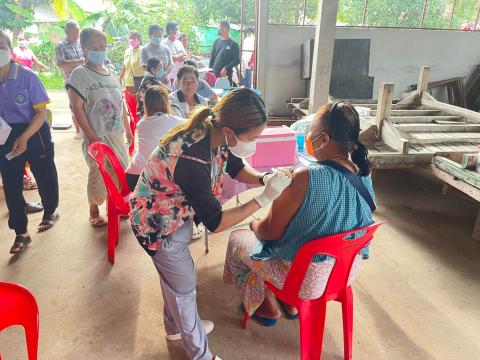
left=130, top=88, right=292, bottom=360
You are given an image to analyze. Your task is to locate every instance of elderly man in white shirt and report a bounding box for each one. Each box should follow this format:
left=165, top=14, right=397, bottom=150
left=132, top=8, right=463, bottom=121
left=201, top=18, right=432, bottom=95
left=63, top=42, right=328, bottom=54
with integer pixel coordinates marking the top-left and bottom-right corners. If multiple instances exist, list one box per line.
left=162, top=22, right=187, bottom=84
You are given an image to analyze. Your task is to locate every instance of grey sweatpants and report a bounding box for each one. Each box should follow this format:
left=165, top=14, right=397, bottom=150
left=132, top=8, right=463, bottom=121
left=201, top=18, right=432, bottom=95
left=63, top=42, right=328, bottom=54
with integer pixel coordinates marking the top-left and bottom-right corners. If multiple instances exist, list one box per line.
left=152, top=220, right=212, bottom=360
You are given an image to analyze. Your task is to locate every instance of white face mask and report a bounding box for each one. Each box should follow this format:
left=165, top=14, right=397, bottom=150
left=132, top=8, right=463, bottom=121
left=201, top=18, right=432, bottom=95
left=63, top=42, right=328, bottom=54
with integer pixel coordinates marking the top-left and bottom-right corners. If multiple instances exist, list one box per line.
left=226, top=131, right=257, bottom=158
left=0, top=49, right=11, bottom=67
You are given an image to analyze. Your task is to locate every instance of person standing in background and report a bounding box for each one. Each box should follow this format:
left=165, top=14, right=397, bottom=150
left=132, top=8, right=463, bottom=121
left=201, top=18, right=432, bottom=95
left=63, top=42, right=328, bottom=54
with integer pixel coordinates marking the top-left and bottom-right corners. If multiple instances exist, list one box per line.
left=12, top=35, right=50, bottom=72
left=179, top=33, right=200, bottom=61
left=55, top=21, right=85, bottom=139
left=119, top=31, right=144, bottom=94
left=209, top=20, right=240, bottom=86
left=12, top=35, right=50, bottom=195
left=140, top=25, right=173, bottom=87
left=162, top=23, right=187, bottom=86
left=241, top=29, right=255, bottom=89
left=136, top=57, right=170, bottom=119
left=0, top=30, right=60, bottom=254
left=67, top=28, right=132, bottom=227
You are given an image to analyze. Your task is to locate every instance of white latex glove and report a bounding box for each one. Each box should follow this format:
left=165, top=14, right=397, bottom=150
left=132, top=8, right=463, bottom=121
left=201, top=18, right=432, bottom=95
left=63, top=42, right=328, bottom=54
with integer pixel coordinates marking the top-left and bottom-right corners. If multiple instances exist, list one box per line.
left=263, top=167, right=292, bottom=185
left=254, top=170, right=292, bottom=208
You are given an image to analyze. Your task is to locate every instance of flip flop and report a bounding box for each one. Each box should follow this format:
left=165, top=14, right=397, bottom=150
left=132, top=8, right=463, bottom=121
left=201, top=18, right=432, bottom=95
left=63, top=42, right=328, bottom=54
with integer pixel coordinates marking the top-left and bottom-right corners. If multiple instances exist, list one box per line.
left=23, top=175, right=38, bottom=190
left=89, top=216, right=107, bottom=227
left=241, top=303, right=277, bottom=327
left=276, top=298, right=299, bottom=320
left=10, top=235, right=32, bottom=254
left=38, top=212, right=59, bottom=232
left=26, top=202, right=43, bottom=214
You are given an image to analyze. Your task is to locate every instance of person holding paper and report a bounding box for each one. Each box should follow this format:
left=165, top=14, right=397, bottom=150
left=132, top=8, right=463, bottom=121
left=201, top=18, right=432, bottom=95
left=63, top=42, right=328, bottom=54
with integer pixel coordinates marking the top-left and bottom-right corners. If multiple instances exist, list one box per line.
left=0, top=30, right=60, bottom=254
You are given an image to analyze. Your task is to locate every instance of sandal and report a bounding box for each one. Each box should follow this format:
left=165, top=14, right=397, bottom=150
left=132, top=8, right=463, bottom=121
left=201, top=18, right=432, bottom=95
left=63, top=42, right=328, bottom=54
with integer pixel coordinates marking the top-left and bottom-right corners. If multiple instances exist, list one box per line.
left=10, top=235, right=32, bottom=254
left=192, top=224, right=204, bottom=239
left=23, top=175, right=38, bottom=191
left=241, top=303, right=277, bottom=327
left=37, top=212, right=59, bottom=232
left=276, top=298, right=299, bottom=320
left=26, top=202, right=44, bottom=214
left=90, top=216, right=107, bottom=227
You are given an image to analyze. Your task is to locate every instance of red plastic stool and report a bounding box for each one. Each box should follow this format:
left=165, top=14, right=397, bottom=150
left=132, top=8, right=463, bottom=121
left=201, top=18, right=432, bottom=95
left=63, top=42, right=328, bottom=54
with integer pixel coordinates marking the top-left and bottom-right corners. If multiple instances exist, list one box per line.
left=88, top=142, right=131, bottom=264
left=243, top=222, right=384, bottom=360
left=0, top=282, right=39, bottom=360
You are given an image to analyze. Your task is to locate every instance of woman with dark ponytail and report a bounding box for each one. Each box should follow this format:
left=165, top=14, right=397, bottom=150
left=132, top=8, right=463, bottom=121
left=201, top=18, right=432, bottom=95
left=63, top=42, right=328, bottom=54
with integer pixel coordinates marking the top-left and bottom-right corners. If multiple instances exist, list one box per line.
left=224, top=102, right=375, bottom=326
left=129, top=88, right=292, bottom=359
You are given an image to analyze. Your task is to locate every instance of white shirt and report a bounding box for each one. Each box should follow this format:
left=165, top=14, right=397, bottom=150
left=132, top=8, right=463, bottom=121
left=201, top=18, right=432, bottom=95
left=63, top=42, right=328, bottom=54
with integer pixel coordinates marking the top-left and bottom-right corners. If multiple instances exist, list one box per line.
left=169, top=91, right=208, bottom=119
left=161, top=38, right=187, bottom=80
left=126, top=113, right=185, bottom=175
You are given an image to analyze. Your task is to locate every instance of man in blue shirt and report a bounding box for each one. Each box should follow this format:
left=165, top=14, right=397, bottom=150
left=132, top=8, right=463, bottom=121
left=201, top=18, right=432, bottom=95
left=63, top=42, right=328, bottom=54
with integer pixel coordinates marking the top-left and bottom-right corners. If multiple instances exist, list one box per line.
left=0, top=30, right=59, bottom=254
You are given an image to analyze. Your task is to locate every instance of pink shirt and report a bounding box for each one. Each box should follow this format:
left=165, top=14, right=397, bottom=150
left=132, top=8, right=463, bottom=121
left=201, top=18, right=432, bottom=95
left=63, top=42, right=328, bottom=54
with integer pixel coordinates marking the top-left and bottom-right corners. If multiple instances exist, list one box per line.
left=12, top=47, right=37, bottom=69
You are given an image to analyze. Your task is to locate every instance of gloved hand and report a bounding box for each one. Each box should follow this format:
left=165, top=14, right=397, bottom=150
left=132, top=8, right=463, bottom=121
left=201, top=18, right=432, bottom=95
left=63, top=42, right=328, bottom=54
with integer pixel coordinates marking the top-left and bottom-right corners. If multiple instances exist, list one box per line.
left=262, top=167, right=292, bottom=185
left=255, top=169, right=292, bottom=208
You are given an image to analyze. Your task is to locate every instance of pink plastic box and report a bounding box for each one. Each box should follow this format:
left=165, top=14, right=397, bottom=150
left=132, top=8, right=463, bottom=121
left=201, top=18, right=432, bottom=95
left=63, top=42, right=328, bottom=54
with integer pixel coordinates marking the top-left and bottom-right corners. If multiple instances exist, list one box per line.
left=245, top=126, right=297, bottom=167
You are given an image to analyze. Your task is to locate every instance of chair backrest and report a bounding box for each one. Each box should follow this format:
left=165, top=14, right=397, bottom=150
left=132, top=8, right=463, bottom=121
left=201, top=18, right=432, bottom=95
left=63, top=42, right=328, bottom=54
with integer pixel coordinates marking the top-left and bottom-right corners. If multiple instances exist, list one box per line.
left=0, top=282, right=39, bottom=333
left=123, top=89, right=139, bottom=125
left=281, top=222, right=384, bottom=304
left=215, top=77, right=231, bottom=90
left=88, top=142, right=130, bottom=209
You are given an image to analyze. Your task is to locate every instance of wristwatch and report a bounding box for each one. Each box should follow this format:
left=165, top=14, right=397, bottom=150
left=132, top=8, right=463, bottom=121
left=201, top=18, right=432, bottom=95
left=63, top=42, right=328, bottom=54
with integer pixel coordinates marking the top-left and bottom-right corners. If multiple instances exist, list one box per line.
left=259, top=172, right=270, bottom=186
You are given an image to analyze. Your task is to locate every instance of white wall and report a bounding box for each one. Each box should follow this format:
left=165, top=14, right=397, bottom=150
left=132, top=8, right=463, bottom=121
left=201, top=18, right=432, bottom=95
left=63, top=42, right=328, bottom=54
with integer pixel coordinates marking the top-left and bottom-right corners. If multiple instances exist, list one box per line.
left=262, top=26, right=480, bottom=116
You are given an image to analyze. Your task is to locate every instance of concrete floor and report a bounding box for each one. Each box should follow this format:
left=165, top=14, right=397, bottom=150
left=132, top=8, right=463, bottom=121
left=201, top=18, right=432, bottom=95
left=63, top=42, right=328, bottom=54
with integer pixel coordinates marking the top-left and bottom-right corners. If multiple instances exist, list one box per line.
left=1, top=91, right=480, bottom=359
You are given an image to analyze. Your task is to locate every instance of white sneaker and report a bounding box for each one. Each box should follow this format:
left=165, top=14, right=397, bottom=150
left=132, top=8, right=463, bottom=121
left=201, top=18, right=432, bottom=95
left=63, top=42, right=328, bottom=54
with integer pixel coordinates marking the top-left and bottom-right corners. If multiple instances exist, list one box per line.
left=166, top=320, right=214, bottom=341
left=192, top=224, right=205, bottom=239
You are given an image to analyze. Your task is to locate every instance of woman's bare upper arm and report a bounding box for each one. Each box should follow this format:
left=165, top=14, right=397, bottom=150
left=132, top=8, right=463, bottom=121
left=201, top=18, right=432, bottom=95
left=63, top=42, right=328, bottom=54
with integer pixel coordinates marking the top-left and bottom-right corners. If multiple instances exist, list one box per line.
left=257, top=167, right=309, bottom=240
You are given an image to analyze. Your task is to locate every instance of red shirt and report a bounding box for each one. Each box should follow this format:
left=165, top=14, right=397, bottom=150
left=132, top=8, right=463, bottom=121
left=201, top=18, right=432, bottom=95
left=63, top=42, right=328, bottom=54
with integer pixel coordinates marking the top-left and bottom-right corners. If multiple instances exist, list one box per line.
left=11, top=46, right=37, bottom=69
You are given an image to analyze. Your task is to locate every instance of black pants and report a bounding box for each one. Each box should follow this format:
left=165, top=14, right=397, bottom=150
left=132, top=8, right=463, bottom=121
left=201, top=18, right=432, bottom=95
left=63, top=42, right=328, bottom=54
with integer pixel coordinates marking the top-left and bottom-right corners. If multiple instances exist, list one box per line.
left=0, top=122, right=59, bottom=235
left=126, top=173, right=140, bottom=192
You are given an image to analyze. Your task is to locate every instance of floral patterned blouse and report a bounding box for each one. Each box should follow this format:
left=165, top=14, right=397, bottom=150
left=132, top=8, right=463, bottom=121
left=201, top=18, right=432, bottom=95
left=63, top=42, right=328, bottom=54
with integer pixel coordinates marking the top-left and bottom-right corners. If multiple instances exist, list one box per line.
left=130, top=128, right=244, bottom=255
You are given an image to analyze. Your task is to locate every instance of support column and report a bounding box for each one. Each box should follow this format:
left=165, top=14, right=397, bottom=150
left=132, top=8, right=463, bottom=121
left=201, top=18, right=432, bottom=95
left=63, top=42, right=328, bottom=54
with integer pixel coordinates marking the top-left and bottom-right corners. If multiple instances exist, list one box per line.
left=308, top=0, right=339, bottom=114
left=256, top=0, right=269, bottom=97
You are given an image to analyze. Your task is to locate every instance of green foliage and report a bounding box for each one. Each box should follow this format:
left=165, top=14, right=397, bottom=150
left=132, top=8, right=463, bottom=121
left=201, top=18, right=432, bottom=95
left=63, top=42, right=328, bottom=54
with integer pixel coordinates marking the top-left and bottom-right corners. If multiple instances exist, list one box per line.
left=269, top=0, right=480, bottom=29
left=38, top=71, right=64, bottom=89
left=0, top=1, right=35, bottom=31
left=108, top=40, right=128, bottom=71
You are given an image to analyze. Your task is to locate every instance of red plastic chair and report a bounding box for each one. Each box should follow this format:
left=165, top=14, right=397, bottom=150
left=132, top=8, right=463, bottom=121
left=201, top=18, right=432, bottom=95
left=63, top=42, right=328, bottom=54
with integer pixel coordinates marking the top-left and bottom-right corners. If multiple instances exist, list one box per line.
left=243, top=222, right=384, bottom=360
left=123, top=89, right=139, bottom=156
left=0, top=282, right=39, bottom=360
left=88, top=142, right=131, bottom=264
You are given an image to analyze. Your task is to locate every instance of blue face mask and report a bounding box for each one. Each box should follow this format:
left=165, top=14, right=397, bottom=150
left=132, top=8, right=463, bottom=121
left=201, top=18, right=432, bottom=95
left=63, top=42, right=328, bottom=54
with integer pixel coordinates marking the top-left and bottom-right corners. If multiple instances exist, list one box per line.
left=152, top=37, right=162, bottom=45
left=87, top=50, right=107, bottom=65
left=155, top=68, right=165, bottom=78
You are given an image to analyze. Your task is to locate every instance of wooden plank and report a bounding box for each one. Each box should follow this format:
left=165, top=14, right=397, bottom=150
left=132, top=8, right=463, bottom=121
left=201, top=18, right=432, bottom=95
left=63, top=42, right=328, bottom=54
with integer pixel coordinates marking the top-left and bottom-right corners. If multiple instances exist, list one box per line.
left=430, top=165, right=480, bottom=202
left=375, top=82, right=395, bottom=139
left=422, top=92, right=480, bottom=123
left=432, top=156, right=480, bottom=189
left=380, top=120, right=409, bottom=154
left=409, top=132, right=480, bottom=144
left=371, top=109, right=440, bottom=116
left=417, top=66, right=431, bottom=95
left=390, top=115, right=463, bottom=124
left=396, top=91, right=419, bottom=105
left=395, top=123, right=480, bottom=132
left=373, top=143, right=399, bottom=153
left=369, top=153, right=432, bottom=169
left=353, top=104, right=417, bottom=110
